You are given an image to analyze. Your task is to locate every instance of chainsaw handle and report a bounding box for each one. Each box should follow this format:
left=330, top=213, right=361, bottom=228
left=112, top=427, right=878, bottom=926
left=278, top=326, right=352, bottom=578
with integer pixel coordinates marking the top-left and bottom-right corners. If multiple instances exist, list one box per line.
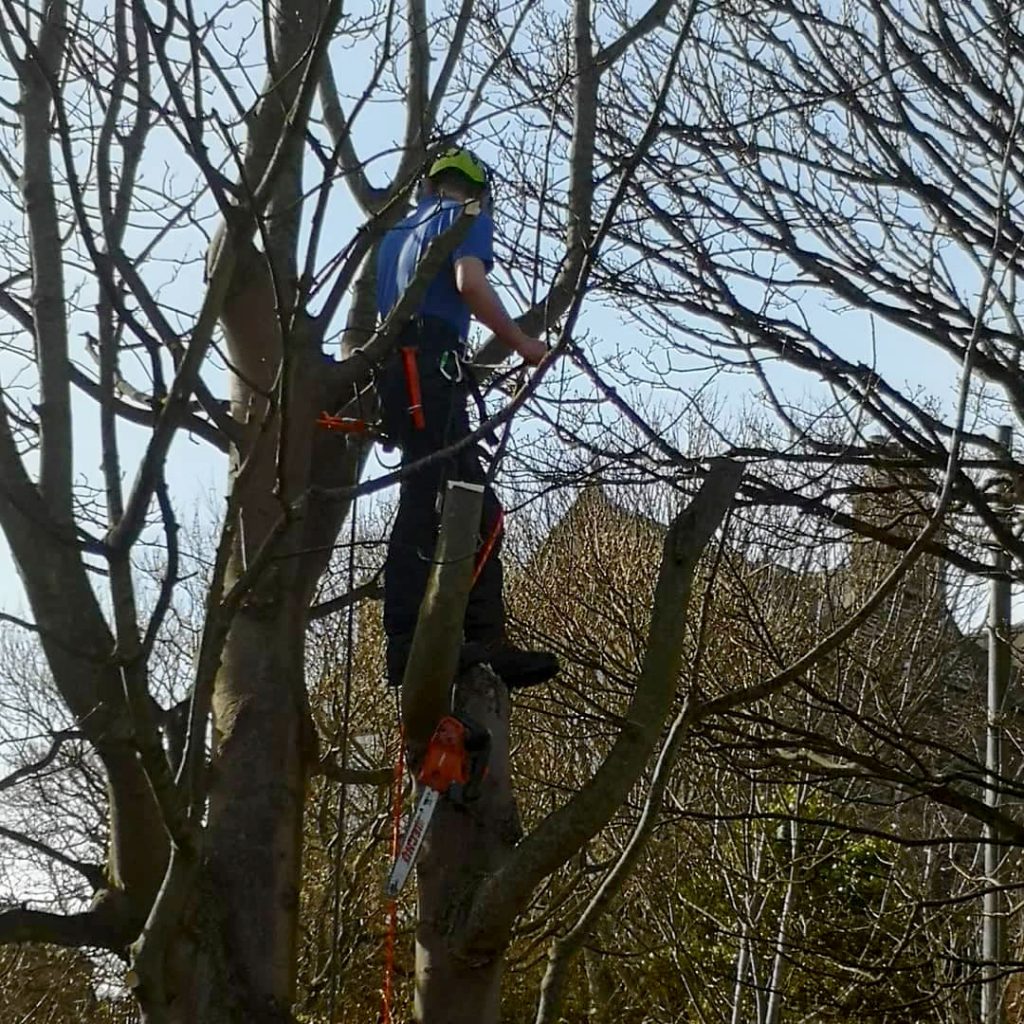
left=416, top=714, right=491, bottom=804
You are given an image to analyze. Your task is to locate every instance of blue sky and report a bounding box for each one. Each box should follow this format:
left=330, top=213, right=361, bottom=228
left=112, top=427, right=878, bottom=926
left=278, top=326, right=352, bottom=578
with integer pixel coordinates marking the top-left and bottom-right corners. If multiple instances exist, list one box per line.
left=0, top=1, right=1011, bottom=627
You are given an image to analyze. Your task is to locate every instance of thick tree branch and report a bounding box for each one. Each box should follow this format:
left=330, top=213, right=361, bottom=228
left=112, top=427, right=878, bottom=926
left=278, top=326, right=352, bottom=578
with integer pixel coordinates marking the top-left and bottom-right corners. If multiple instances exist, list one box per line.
left=595, top=0, right=675, bottom=67
left=317, top=2, right=397, bottom=213
left=425, top=0, right=474, bottom=129
left=0, top=375, right=69, bottom=555
left=315, top=759, right=392, bottom=786
left=534, top=695, right=692, bottom=1024
left=307, top=576, right=383, bottom=621
left=0, top=905, right=126, bottom=950
left=462, top=458, right=744, bottom=954
left=13, top=0, right=72, bottom=525
left=401, top=481, right=485, bottom=755
left=318, top=65, right=372, bottom=210
left=404, top=0, right=430, bottom=160
left=68, top=364, right=229, bottom=454
left=0, top=291, right=166, bottom=908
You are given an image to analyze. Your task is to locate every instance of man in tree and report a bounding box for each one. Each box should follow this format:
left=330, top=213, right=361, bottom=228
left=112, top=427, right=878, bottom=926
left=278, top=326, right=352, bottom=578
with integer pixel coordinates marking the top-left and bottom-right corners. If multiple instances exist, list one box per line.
left=377, top=147, right=560, bottom=689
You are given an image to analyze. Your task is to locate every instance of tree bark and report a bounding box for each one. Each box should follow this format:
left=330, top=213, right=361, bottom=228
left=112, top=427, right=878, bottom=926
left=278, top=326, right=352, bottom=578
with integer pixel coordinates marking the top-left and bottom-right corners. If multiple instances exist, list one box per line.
left=136, top=215, right=324, bottom=1023
left=203, top=606, right=310, bottom=1020
left=414, top=667, right=521, bottom=1024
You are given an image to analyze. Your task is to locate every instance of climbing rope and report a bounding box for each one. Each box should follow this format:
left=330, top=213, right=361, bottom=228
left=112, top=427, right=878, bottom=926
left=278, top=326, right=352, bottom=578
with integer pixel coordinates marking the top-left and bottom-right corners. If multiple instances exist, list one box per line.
left=380, top=709, right=406, bottom=1024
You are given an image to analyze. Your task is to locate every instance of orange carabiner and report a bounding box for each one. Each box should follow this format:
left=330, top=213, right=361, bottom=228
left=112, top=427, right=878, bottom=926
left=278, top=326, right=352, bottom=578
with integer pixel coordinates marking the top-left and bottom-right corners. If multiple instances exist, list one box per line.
left=316, top=412, right=369, bottom=434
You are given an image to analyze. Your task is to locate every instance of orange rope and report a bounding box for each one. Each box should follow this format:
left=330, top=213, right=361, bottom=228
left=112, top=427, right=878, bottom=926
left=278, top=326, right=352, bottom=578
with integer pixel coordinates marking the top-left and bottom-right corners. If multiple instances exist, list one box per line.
left=380, top=727, right=406, bottom=1024
left=472, top=506, right=504, bottom=587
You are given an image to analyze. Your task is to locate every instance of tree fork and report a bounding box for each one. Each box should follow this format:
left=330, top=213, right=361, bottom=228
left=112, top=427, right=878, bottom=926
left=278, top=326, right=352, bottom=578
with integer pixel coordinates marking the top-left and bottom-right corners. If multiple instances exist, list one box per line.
left=406, top=461, right=743, bottom=1023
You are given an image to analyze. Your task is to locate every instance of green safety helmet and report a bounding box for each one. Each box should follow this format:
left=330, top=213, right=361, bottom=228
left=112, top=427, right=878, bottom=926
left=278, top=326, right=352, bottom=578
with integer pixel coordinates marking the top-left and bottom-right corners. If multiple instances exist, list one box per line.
left=427, top=147, right=491, bottom=188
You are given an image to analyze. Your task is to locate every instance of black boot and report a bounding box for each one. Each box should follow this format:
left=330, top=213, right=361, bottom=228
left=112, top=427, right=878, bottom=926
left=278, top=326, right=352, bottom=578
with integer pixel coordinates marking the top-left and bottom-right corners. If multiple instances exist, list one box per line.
left=460, top=640, right=560, bottom=690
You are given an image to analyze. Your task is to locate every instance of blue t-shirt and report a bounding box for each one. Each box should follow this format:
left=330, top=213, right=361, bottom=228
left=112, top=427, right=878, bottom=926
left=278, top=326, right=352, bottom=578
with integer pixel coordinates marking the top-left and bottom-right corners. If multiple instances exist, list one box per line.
left=376, top=197, right=494, bottom=340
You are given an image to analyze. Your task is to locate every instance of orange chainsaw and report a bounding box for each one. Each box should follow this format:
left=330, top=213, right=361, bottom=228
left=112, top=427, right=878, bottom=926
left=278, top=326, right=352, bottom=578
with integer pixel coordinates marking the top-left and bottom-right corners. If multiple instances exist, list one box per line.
left=385, top=715, right=490, bottom=898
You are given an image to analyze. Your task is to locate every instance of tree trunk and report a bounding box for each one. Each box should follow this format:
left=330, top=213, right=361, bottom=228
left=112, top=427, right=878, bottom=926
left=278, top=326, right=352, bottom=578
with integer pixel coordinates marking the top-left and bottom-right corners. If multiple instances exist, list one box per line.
left=208, top=606, right=310, bottom=1016
left=414, top=667, right=521, bottom=1024
left=150, top=603, right=311, bottom=1024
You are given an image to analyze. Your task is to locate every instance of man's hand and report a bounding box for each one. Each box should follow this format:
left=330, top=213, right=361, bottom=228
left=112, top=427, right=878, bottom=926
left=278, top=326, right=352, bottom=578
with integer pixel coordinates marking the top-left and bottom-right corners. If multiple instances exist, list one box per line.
left=511, top=332, right=547, bottom=366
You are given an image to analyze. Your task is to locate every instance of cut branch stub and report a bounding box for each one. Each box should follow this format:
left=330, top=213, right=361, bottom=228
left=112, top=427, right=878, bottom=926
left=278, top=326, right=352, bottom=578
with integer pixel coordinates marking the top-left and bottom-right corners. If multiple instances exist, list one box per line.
left=401, top=480, right=485, bottom=757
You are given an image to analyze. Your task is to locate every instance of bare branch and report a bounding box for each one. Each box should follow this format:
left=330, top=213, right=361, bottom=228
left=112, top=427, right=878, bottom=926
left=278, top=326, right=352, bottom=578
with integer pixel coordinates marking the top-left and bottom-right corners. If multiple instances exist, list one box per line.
left=404, top=0, right=430, bottom=161
left=472, top=0, right=688, bottom=368
left=0, top=825, right=106, bottom=891
left=0, top=904, right=127, bottom=951
left=307, top=576, right=383, bottom=621
left=317, top=21, right=394, bottom=211
left=104, top=241, right=239, bottom=553
left=315, top=760, right=391, bottom=786
left=463, top=458, right=744, bottom=954
left=0, top=729, right=82, bottom=793
left=425, top=0, right=475, bottom=128
left=594, top=0, right=675, bottom=67
left=67, top=364, right=230, bottom=454
left=534, top=522, right=730, bottom=1023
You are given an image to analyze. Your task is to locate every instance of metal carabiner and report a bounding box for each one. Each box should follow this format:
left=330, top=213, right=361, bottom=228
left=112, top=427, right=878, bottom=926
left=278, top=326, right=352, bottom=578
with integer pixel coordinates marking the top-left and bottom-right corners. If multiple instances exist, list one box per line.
left=438, top=348, right=464, bottom=384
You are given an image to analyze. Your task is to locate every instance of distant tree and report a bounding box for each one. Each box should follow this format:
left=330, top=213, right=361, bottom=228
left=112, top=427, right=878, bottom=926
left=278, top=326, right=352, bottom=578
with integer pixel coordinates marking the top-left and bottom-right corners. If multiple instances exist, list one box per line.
left=0, top=942, right=110, bottom=1021
left=504, top=452, right=1020, bottom=1023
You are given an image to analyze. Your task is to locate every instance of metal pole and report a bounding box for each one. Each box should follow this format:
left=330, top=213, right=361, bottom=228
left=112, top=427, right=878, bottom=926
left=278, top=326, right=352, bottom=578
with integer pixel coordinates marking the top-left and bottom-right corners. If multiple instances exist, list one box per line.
left=982, top=424, right=1012, bottom=1024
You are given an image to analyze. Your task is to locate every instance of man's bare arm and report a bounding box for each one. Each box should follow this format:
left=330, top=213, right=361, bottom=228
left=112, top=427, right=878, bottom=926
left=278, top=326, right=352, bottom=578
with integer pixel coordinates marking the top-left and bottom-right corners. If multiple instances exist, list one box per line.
left=455, top=257, right=546, bottom=365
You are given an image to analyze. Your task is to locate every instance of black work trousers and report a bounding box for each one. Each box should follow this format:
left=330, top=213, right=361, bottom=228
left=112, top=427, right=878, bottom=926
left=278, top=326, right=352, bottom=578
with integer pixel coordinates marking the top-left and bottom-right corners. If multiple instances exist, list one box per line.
left=378, top=319, right=505, bottom=647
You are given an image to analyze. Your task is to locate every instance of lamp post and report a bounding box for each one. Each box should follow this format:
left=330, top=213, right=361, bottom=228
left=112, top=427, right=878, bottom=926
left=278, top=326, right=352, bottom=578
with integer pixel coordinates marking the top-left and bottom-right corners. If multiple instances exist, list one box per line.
left=981, top=424, right=1012, bottom=1024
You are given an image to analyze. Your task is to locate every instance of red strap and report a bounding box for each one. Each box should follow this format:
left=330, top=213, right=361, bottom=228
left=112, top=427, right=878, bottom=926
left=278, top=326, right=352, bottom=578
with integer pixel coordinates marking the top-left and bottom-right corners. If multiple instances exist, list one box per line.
left=400, top=347, right=426, bottom=430
left=472, top=506, right=504, bottom=586
left=316, top=412, right=369, bottom=434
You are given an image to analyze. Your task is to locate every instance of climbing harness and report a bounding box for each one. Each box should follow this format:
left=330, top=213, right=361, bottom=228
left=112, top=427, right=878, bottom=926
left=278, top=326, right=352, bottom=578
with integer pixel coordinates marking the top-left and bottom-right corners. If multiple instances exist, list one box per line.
left=438, top=348, right=463, bottom=384
left=384, top=715, right=491, bottom=898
